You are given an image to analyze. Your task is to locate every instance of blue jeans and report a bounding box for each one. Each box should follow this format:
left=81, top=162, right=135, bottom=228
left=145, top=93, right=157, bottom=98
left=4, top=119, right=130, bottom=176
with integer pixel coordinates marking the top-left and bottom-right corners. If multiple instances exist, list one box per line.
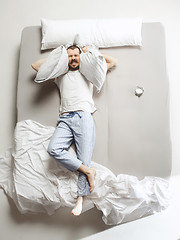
left=47, top=111, right=96, bottom=196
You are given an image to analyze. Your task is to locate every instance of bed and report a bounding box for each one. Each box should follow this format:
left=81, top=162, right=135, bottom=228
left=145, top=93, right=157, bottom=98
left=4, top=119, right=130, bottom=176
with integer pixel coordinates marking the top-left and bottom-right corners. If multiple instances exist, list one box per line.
left=0, top=21, right=172, bottom=225
left=17, top=22, right=171, bottom=177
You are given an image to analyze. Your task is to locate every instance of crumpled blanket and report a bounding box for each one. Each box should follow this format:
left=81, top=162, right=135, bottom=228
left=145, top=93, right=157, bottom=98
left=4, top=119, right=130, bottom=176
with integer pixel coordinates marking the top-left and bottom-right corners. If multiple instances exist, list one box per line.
left=0, top=120, right=169, bottom=225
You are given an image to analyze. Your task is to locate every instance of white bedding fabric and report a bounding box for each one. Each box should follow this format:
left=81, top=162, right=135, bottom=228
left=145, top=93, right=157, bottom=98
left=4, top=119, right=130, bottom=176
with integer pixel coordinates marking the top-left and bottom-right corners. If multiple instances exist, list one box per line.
left=79, top=47, right=107, bottom=92
left=41, top=17, right=143, bottom=50
left=34, top=45, right=69, bottom=83
left=0, top=120, right=169, bottom=225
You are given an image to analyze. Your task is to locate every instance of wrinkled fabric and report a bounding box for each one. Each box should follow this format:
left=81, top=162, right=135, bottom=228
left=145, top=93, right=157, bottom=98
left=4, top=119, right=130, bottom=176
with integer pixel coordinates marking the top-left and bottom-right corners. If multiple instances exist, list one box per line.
left=0, top=120, right=169, bottom=225
left=34, top=45, right=69, bottom=83
left=79, top=47, right=107, bottom=92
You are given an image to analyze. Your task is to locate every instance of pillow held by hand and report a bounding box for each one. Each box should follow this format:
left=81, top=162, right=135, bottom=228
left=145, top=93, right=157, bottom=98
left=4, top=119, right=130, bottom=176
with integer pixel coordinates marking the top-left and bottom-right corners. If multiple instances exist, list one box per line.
left=34, top=45, right=69, bottom=83
left=79, top=48, right=107, bottom=92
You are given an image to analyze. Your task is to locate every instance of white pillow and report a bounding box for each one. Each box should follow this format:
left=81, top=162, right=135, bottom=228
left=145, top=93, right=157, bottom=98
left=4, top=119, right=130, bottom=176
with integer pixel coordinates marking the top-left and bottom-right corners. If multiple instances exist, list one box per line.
left=34, top=45, right=69, bottom=83
left=79, top=48, right=107, bottom=92
left=41, top=17, right=143, bottom=50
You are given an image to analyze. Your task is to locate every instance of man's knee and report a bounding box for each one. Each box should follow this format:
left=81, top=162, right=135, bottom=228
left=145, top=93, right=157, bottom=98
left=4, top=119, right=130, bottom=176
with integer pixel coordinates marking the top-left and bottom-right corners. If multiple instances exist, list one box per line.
left=47, top=144, right=62, bottom=157
left=47, top=144, right=54, bottom=156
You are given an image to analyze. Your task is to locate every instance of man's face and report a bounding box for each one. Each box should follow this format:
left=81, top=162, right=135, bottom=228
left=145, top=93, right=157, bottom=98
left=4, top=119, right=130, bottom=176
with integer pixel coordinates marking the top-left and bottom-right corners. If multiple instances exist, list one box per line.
left=67, top=48, right=80, bottom=70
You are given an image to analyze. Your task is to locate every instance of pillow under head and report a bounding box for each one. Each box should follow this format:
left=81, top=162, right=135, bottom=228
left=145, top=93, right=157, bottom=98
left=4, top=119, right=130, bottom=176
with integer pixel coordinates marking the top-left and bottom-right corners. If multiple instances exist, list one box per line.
left=41, top=17, right=143, bottom=50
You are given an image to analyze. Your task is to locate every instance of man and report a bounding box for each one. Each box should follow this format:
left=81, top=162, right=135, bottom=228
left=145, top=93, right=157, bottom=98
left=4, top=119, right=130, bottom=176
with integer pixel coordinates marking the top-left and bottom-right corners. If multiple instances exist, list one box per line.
left=32, top=45, right=117, bottom=216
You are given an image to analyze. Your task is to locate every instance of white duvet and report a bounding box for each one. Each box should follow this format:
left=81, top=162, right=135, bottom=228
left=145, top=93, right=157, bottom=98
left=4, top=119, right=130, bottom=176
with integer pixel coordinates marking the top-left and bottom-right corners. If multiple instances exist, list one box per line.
left=0, top=120, right=169, bottom=225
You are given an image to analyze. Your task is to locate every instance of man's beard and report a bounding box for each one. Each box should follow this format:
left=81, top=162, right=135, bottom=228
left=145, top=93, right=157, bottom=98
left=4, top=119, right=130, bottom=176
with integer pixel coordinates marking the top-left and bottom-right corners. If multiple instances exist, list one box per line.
left=69, top=65, right=79, bottom=71
left=69, top=60, right=79, bottom=71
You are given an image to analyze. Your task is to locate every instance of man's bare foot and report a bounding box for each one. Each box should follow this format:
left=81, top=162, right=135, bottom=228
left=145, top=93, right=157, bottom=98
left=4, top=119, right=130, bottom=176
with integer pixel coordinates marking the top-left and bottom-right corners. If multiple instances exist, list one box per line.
left=86, top=168, right=96, bottom=192
left=78, top=164, right=96, bottom=193
left=72, top=196, right=83, bottom=216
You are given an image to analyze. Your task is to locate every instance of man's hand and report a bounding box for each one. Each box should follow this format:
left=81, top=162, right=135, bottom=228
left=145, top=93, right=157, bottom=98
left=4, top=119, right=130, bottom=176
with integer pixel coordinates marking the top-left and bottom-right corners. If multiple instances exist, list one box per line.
left=31, top=58, right=46, bottom=72
left=81, top=46, right=88, bottom=53
left=102, top=54, right=117, bottom=71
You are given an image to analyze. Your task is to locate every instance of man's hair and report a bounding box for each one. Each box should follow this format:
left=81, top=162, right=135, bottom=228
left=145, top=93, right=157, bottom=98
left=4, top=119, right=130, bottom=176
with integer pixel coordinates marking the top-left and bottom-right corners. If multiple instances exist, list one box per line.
left=67, top=45, right=81, bottom=53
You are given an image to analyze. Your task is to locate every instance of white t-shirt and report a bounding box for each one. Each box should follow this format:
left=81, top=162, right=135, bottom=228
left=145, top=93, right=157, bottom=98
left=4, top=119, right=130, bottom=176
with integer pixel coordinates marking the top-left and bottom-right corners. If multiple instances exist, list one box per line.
left=55, top=70, right=96, bottom=115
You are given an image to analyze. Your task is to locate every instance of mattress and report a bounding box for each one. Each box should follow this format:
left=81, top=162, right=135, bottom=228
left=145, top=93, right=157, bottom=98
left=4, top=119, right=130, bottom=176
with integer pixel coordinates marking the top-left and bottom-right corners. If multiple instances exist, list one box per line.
left=17, top=22, right=171, bottom=179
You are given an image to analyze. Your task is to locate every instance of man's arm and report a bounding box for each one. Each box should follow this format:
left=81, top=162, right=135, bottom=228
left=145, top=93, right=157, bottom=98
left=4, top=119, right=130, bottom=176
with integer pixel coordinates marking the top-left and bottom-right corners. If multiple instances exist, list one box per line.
left=102, top=53, right=117, bottom=71
left=31, top=58, right=46, bottom=72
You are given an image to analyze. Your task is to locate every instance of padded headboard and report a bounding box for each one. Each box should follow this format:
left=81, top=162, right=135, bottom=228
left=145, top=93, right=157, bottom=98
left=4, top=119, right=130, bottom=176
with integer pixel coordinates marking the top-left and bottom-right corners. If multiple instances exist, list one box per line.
left=17, top=23, right=172, bottom=179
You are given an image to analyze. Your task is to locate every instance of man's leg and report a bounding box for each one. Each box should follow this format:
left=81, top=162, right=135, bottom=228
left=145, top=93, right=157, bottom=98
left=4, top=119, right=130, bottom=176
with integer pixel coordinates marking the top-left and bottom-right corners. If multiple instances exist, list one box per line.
left=71, top=112, right=96, bottom=215
left=75, top=112, right=96, bottom=196
left=48, top=112, right=96, bottom=216
left=47, top=116, right=82, bottom=172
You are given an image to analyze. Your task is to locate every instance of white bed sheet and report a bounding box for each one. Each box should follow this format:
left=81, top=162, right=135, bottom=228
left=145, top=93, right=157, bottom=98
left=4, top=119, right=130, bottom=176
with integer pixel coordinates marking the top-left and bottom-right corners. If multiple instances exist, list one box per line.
left=0, top=120, right=169, bottom=225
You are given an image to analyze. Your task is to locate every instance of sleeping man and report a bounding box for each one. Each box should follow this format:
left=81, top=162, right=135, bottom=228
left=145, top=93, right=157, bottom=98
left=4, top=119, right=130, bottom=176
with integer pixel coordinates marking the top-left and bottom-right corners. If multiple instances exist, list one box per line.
left=32, top=45, right=117, bottom=216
